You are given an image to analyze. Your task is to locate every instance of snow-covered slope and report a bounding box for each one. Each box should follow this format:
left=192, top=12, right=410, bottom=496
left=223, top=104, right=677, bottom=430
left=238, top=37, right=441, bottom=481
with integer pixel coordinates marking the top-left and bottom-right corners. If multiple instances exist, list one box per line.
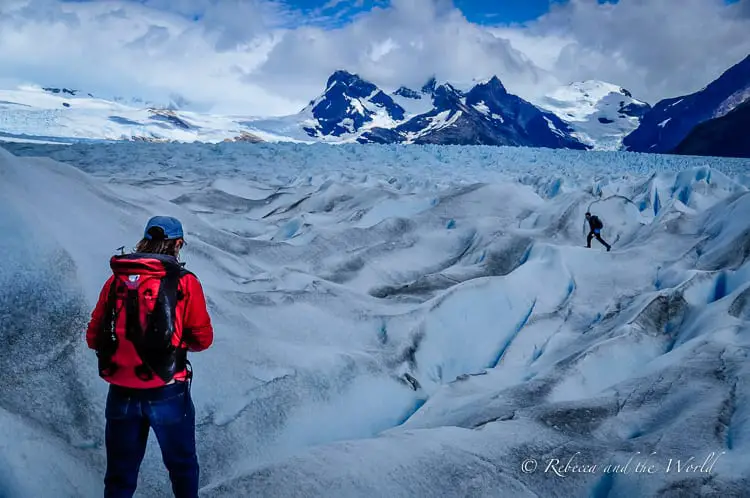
left=536, top=81, right=651, bottom=150
left=2, top=142, right=750, bottom=497
left=0, top=85, right=273, bottom=144
left=391, top=82, right=436, bottom=118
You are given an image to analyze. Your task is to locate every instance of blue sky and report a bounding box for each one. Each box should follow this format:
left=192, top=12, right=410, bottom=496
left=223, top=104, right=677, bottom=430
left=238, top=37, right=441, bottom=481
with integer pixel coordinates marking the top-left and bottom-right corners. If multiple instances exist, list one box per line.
left=60, top=0, right=743, bottom=26
left=60, top=0, right=590, bottom=25
left=282, top=0, right=570, bottom=25
left=455, top=0, right=568, bottom=23
left=284, top=0, right=740, bottom=25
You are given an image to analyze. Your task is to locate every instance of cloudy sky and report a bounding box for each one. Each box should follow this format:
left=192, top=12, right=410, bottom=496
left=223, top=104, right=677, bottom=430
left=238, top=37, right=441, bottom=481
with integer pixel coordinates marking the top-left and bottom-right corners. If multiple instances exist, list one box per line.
left=0, top=0, right=748, bottom=116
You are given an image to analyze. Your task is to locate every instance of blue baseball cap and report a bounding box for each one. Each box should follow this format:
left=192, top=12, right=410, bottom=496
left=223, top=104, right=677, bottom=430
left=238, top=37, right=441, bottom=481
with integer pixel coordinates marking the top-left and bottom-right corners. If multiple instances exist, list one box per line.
left=144, top=216, right=184, bottom=240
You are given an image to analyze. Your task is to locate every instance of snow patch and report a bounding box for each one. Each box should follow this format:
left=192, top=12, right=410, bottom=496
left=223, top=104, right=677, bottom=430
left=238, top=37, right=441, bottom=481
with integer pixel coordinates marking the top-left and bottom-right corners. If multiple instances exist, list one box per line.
left=473, top=102, right=490, bottom=115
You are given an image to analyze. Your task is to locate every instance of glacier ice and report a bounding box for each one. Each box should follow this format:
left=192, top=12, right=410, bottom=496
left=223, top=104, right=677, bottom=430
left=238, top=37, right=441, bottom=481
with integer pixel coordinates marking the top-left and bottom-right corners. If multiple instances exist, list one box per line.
left=1, top=142, right=750, bottom=497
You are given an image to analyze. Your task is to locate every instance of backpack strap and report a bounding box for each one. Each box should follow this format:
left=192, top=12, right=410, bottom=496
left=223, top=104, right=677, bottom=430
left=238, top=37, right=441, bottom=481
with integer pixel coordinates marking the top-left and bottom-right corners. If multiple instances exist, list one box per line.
left=96, top=278, right=120, bottom=377
left=176, top=266, right=194, bottom=346
left=102, top=277, right=118, bottom=342
left=175, top=265, right=198, bottom=384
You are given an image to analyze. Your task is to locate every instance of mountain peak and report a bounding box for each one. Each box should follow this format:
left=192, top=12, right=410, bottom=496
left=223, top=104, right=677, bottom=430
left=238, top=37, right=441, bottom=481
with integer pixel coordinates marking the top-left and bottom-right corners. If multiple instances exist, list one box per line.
left=474, top=76, right=506, bottom=93
left=434, top=82, right=461, bottom=94
left=562, top=80, right=634, bottom=99
left=465, top=77, right=510, bottom=110
left=421, top=77, right=437, bottom=95
left=303, top=70, right=405, bottom=138
left=431, top=83, right=464, bottom=109
left=534, top=80, right=650, bottom=150
left=320, top=71, right=381, bottom=102
left=326, top=70, right=364, bottom=89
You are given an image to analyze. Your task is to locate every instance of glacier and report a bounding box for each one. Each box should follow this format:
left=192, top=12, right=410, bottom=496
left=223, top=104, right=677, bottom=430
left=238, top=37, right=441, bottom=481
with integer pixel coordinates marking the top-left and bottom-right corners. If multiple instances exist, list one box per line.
left=1, top=142, right=750, bottom=497
left=0, top=85, right=276, bottom=145
left=536, top=81, right=651, bottom=151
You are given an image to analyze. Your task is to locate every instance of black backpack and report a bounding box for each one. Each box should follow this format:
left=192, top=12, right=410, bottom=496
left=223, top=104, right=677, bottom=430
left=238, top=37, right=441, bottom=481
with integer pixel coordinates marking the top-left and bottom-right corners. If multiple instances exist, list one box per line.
left=590, top=216, right=603, bottom=230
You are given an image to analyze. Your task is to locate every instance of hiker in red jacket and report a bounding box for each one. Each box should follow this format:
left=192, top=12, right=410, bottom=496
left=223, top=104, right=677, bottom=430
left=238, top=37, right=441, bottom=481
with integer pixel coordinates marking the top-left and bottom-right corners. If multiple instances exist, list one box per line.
left=87, top=216, right=213, bottom=498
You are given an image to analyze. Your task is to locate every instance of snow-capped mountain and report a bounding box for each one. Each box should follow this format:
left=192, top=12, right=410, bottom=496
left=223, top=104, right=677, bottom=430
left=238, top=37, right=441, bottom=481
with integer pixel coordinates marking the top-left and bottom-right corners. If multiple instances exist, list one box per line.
left=623, top=54, right=750, bottom=153
left=536, top=81, right=651, bottom=150
left=301, top=70, right=406, bottom=138
left=249, top=71, right=589, bottom=149
left=243, top=71, right=415, bottom=144
left=372, top=76, right=587, bottom=149
left=8, top=57, right=748, bottom=154
left=673, top=98, right=750, bottom=158
left=0, top=85, right=269, bottom=144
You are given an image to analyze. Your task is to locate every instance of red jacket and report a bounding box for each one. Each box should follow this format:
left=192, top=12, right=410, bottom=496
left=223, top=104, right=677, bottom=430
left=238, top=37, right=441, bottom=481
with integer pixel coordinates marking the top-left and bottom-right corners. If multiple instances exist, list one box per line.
left=87, top=270, right=213, bottom=389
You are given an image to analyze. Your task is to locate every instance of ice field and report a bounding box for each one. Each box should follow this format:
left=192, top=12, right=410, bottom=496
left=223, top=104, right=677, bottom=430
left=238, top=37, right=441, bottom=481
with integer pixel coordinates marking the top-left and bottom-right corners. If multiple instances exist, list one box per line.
left=1, top=142, right=749, bottom=497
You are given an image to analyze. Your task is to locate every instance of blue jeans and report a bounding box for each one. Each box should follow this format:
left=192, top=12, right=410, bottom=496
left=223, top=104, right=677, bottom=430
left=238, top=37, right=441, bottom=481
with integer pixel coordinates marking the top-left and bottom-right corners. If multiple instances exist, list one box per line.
left=104, top=382, right=199, bottom=498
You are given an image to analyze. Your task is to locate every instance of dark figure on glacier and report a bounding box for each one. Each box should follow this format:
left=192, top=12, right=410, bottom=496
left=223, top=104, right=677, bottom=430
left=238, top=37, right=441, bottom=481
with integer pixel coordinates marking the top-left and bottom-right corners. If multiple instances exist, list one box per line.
left=86, top=216, right=214, bottom=498
left=585, top=212, right=611, bottom=251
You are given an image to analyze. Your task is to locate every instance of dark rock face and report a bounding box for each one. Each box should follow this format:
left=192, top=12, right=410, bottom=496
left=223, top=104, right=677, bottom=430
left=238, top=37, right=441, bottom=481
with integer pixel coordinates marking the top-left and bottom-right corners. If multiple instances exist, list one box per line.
left=618, top=101, right=651, bottom=119
left=394, top=87, right=422, bottom=100
left=148, top=109, right=191, bottom=130
left=673, top=100, right=750, bottom=158
left=44, top=87, right=78, bottom=96
left=624, top=55, right=750, bottom=153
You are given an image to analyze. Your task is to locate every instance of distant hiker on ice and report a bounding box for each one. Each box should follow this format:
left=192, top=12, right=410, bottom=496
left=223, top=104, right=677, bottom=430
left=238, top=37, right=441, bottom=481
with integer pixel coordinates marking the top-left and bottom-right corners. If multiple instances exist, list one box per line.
left=86, top=216, right=213, bottom=498
left=585, top=212, right=611, bottom=252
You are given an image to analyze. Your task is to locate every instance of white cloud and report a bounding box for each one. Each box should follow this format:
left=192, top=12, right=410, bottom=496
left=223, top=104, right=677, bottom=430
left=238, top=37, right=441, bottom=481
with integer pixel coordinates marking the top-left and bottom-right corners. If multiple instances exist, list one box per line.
left=498, top=0, right=750, bottom=104
left=0, top=0, right=290, bottom=114
left=321, top=0, right=348, bottom=10
left=247, top=0, right=553, bottom=105
left=0, top=0, right=747, bottom=116
left=138, top=0, right=295, bottom=50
